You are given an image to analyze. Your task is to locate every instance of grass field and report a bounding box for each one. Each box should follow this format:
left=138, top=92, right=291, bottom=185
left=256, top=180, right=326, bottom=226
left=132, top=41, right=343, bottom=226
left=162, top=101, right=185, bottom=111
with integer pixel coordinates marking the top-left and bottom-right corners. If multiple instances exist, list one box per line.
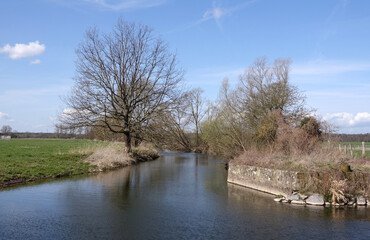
left=0, top=139, right=107, bottom=186
left=339, top=142, right=370, bottom=158
left=341, top=141, right=370, bottom=147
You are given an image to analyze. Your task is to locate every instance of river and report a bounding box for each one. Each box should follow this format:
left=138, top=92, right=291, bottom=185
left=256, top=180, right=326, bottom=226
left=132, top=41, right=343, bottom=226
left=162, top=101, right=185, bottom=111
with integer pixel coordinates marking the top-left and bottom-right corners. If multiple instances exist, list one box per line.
left=0, top=152, right=369, bottom=239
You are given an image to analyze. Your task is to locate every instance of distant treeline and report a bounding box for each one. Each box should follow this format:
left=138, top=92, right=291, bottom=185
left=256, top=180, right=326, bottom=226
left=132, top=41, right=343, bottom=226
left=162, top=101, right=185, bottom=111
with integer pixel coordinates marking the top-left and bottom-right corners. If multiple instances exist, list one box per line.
left=1, top=132, right=85, bottom=139
left=331, top=133, right=370, bottom=142
left=2, top=132, right=370, bottom=143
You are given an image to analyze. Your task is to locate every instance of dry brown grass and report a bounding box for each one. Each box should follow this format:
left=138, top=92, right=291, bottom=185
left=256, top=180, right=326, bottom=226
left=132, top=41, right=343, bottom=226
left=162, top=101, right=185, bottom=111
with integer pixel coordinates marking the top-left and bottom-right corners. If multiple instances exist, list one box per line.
left=70, top=141, right=160, bottom=172
left=233, top=145, right=370, bottom=198
left=229, top=111, right=370, bottom=198
left=82, top=142, right=136, bottom=171
left=234, top=145, right=370, bottom=171
left=132, top=142, right=160, bottom=161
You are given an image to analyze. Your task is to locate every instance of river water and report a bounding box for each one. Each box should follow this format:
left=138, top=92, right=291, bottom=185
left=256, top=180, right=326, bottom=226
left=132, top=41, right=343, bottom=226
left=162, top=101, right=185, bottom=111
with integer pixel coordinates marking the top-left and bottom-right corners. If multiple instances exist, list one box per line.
left=0, top=152, right=369, bottom=239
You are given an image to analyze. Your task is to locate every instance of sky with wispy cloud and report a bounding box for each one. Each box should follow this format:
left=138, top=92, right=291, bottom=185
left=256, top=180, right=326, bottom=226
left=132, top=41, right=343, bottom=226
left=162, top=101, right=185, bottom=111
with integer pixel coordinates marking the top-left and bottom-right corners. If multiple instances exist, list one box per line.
left=0, top=0, right=369, bottom=133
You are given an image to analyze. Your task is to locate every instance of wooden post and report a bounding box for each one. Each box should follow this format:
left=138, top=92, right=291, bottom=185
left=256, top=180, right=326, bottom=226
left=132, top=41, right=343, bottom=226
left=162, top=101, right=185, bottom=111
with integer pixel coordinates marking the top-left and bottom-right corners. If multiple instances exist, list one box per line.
left=362, top=142, right=366, bottom=158
left=339, top=144, right=342, bottom=153
left=350, top=144, right=353, bottom=157
left=344, top=145, right=347, bottom=155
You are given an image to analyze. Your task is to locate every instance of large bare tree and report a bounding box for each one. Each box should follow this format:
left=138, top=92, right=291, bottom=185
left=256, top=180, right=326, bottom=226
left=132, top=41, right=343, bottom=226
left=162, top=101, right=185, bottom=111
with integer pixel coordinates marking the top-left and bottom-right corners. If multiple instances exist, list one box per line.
left=62, top=19, right=184, bottom=152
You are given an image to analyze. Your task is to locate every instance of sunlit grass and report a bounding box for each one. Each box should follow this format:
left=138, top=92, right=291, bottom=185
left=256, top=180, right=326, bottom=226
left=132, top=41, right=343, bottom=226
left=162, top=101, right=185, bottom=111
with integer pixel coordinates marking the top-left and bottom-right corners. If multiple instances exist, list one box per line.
left=0, top=139, right=107, bottom=183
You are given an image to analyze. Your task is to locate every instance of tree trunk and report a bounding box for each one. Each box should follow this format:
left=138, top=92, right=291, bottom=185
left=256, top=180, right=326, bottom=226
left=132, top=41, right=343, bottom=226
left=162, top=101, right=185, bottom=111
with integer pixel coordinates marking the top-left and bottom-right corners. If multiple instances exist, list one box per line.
left=195, top=124, right=199, bottom=147
left=124, top=132, right=132, bottom=153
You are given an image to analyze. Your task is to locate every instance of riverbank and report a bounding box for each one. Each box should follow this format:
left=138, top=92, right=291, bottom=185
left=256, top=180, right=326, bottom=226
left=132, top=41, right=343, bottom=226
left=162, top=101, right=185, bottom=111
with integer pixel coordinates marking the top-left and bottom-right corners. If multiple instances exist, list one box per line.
left=0, top=139, right=159, bottom=189
left=227, top=148, right=370, bottom=205
left=83, top=142, right=160, bottom=172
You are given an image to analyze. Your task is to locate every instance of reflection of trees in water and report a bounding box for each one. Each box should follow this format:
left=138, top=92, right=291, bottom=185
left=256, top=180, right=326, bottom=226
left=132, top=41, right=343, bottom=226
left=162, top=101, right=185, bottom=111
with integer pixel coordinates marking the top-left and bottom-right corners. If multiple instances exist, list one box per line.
left=90, top=167, right=133, bottom=207
left=199, top=154, right=229, bottom=199
left=320, top=205, right=369, bottom=221
left=227, top=184, right=275, bottom=209
left=93, top=154, right=193, bottom=208
left=102, top=152, right=229, bottom=210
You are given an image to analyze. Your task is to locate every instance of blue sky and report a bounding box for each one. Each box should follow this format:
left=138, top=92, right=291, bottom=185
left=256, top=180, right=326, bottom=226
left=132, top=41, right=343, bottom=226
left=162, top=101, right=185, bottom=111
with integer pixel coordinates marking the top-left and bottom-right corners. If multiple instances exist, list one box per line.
left=0, top=0, right=369, bottom=133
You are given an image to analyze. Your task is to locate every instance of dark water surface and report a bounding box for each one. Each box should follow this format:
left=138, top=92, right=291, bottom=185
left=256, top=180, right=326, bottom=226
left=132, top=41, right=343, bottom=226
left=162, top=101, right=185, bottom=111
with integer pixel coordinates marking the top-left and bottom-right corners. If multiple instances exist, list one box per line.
left=0, top=152, right=369, bottom=239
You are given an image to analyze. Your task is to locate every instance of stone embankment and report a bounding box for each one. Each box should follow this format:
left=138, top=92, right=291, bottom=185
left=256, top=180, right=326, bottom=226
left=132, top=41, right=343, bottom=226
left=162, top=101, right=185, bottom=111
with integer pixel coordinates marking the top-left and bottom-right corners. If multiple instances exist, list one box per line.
left=227, top=164, right=310, bottom=196
left=274, top=192, right=368, bottom=207
left=227, top=163, right=369, bottom=207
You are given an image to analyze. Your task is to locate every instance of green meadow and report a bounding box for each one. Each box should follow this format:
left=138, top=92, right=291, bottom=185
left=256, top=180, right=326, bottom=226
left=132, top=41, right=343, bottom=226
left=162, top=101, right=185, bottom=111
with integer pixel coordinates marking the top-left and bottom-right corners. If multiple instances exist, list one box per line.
left=340, top=142, right=370, bottom=158
left=0, top=139, right=107, bottom=186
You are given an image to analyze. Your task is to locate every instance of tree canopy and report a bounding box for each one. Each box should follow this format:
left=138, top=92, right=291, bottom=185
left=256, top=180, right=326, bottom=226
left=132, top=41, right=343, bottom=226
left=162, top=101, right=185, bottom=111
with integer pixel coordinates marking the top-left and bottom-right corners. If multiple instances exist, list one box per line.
left=62, top=19, right=184, bottom=152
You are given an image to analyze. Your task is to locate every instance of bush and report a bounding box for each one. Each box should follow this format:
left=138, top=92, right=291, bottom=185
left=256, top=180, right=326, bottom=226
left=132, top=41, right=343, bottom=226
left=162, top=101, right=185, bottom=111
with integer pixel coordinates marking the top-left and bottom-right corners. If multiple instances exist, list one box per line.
left=300, top=117, right=322, bottom=138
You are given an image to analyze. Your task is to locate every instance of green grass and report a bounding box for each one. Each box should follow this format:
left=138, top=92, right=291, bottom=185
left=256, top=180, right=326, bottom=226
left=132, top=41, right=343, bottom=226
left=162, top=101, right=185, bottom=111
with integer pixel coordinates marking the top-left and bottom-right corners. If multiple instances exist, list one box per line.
left=0, top=139, right=107, bottom=185
left=338, top=142, right=370, bottom=158
left=341, top=141, right=370, bottom=148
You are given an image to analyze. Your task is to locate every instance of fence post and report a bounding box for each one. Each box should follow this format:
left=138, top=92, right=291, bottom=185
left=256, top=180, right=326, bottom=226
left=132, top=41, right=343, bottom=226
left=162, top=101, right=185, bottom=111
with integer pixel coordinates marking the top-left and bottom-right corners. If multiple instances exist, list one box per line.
left=362, top=142, right=366, bottom=158
left=350, top=144, right=353, bottom=157
left=344, top=145, right=347, bottom=155
left=339, top=144, right=342, bottom=153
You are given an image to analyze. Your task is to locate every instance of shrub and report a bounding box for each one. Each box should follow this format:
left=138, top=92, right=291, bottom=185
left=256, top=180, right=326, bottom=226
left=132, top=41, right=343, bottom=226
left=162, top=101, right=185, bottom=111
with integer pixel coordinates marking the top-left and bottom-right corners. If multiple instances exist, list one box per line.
left=300, top=117, right=322, bottom=138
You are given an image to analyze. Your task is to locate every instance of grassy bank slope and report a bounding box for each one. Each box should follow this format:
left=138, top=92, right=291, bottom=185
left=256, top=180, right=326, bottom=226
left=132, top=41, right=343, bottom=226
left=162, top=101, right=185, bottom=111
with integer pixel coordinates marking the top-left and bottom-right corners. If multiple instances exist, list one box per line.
left=0, top=139, right=107, bottom=187
left=0, top=139, right=159, bottom=188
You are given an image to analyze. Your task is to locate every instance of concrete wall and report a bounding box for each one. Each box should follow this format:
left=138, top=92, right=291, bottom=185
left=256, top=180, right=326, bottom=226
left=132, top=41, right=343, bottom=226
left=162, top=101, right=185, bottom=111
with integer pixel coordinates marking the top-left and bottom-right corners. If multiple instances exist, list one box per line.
left=227, top=164, right=310, bottom=196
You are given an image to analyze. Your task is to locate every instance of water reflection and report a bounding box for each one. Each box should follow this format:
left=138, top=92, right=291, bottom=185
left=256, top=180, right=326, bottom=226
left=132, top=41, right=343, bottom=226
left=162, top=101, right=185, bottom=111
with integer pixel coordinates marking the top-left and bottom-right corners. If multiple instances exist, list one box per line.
left=228, top=183, right=369, bottom=221
left=0, top=152, right=369, bottom=239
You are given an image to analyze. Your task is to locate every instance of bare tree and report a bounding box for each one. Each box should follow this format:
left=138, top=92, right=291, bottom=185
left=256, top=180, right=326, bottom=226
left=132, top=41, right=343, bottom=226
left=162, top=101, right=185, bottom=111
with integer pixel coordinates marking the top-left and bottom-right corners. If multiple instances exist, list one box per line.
left=149, top=108, right=192, bottom=151
left=188, top=88, right=206, bottom=147
left=1, top=125, right=12, bottom=135
left=62, top=19, right=184, bottom=152
left=236, top=57, right=306, bottom=128
left=201, top=57, right=309, bottom=157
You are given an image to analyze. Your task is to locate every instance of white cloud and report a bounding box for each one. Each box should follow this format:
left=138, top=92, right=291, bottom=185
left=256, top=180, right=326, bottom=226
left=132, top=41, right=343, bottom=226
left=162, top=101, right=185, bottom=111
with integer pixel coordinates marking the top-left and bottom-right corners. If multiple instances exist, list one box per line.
left=292, top=59, right=370, bottom=75
left=59, top=108, right=90, bottom=121
left=30, top=59, right=41, bottom=65
left=203, top=7, right=226, bottom=20
left=166, top=0, right=256, bottom=34
left=0, top=41, right=45, bottom=60
left=323, top=112, right=370, bottom=127
left=0, top=112, right=13, bottom=123
left=0, top=112, right=9, bottom=121
left=201, top=0, right=256, bottom=22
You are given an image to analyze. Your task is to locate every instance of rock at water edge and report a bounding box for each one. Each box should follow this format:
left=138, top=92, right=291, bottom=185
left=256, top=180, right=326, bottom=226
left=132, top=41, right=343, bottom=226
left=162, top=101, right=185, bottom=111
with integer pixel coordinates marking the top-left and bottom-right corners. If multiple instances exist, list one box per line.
left=299, top=194, right=308, bottom=200
left=291, top=200, right=306, bottom=205
left=357, top=196, right=367, bottom=206
left=287, top=194, right=300, bottom=201
left=306, top=194, right=324, bottom=206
